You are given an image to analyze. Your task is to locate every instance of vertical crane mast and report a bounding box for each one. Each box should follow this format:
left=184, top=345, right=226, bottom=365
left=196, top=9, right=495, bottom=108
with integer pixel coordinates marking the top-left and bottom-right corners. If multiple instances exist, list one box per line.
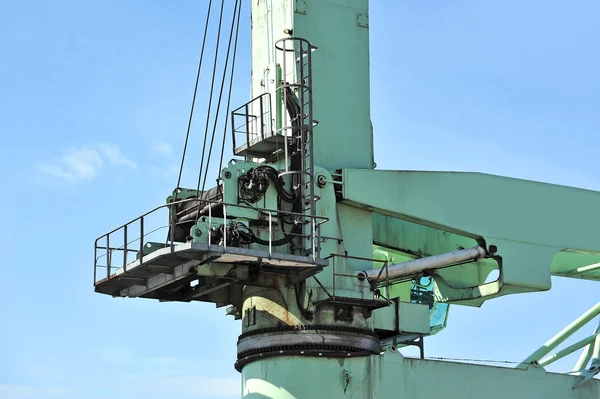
left=251, top=0, right=374, bottom=171
left=93, top=1, right=600, bottom=397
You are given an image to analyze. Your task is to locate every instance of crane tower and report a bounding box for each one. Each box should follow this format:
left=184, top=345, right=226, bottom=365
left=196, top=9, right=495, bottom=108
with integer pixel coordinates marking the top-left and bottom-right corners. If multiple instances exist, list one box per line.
left=93, top=1, right=600, bottom=397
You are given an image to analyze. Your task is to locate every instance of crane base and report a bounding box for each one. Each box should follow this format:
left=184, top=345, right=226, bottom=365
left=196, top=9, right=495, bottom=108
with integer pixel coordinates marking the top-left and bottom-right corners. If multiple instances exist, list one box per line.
left=241, top=350, right=600, bottom=398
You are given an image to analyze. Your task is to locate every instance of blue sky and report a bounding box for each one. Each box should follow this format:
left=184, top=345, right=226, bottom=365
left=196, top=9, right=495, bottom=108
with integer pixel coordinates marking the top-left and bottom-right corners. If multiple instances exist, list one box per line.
left=1, top=1, right=599, bottom=398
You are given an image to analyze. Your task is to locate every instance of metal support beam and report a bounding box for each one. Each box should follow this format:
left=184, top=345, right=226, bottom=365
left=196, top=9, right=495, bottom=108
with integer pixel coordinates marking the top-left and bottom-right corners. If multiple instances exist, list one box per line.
left=564, top=262, right=600, bottom=276
left=540, top=333, right=600, bottom=367
left=358, top=246, right=487, bottom=282
left=574, top=324, right=600, bottom=372
left=519, top=302, right=600, bottom=368
left=591, top=329, right=600, bottom=366
left=190, top=280, right=231, bottom=299
left=123, top=259, right=201, bottom=297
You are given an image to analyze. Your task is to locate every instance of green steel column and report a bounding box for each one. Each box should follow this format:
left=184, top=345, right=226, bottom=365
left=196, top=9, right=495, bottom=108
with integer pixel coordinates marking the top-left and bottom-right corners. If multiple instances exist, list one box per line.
left=293, top=0, right=373, bottom=170
left=249, top=0, right=373, bottom=171
left=591, top=328, right=600, bottom=368
left=275, top=63, right=282, bottom=132
left=238, top=0, right=380, bottom=370
left=574, top=324, right=600, bottom=371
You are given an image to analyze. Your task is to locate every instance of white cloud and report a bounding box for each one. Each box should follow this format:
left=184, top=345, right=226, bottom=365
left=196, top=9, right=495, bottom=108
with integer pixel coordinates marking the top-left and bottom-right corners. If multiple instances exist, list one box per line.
left=148, top=141, right=179, bottom=181
left=149, top=163, right=179, bottom=179
left=152, top=140, right=176, bottom=160
left=37, top=143, right=136, bottom=185
left=37, top=147, right=102, bottom=184
left=98, top=143, right=137, bottom=169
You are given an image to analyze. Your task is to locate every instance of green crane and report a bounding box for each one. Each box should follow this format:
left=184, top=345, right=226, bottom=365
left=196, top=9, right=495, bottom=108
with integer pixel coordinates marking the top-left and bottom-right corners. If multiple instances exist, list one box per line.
left=93, top=1, right=600, bottom=397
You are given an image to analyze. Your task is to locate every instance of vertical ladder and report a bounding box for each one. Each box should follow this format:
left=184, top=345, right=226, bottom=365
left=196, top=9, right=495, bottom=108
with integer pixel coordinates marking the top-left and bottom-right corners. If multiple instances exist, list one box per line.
left=275, top=37, right=318, bottom=259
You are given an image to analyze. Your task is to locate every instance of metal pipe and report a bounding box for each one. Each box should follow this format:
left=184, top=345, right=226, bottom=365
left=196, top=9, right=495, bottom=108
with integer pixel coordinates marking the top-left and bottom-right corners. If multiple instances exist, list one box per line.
left=282, top=39, right=288, bottom=174
left=170, top=205, right=176, bottom=252
left=223, top=181, right=227, bottom=251
left=123, top=225, right=128, bottom=270
left=139, top=216, right=144, bottom=266
left=574, top=324, right=600, bottom=371
left=565, top=262, right=600, bottom=276
left=357, top=246, right=487, bottom=282
left=178, top=201, right=223, bottom=223
left=106, top=235, right=111, bottom=279
left=93, top=240, right=98, bottom=284
left=518, top=302, right=600, bottom=369
left=540, top=333, right=600, bottom=367
left=208, top=200, right=212, bottom=250
left=592, top=323, right=600, bottom=365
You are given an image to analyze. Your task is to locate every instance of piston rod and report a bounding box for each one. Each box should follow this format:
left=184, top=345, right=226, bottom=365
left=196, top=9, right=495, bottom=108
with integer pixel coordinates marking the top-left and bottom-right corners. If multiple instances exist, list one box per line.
left=358, top=246, right=487, bottom=282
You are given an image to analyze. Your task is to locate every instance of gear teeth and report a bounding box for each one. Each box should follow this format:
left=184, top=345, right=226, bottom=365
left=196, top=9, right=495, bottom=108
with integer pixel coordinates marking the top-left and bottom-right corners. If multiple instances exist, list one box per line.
left=237, top=344, right=363, bottom=359
left=238, top=324, right=378, bottom=341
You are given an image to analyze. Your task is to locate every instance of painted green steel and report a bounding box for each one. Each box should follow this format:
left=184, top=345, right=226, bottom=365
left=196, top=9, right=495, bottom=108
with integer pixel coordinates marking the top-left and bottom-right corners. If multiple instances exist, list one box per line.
left=342, top=169, right=600, bottom=252
left=372, top=214, right=498, bottom=295
left=241, top=351, right=600, bottom=398
left=592, top=334, right=600, bottom=365
left=519, top=302, right=600, bottom=368
left=553, top=255, right=600, bottom=281
left=575, top=327, right=598, bottom=372
left=540, top=333, right=600, bottom=367
left=275, top=64, right=282, bottom=132
left=293, top=0, right=374, bottom=171
left=93, top=0, right=600, bottom=395
left=341, top=169, right=600, bottom=305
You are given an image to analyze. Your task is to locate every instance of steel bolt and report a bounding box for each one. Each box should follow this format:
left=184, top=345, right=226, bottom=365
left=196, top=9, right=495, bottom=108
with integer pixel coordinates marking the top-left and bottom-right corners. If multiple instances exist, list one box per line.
left=316, top=175, right=327, bottom=188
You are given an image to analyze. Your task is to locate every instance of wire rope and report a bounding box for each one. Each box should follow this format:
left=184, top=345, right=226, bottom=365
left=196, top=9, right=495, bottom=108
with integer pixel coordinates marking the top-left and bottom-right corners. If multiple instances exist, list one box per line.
left=200, top=0, right=241, bottom=195
left=172, top=0, right=213, bottom=202
left=196, top=0, right=226, bottom=195
left=218, top=0, right=242, bottom=177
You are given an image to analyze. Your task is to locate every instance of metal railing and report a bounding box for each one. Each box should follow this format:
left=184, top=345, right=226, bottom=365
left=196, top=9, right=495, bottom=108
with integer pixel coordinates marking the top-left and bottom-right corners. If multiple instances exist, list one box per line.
left=231, top=92, right=272, bottom=155
left=311, top=254, right=391, bottom=307
left=94, top=197, right=329, bottom=285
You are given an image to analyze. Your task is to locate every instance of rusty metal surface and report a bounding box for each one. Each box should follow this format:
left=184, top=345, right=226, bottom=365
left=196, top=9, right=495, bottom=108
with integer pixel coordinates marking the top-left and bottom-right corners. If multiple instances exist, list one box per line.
left=94, top=242, right=328, bottom=298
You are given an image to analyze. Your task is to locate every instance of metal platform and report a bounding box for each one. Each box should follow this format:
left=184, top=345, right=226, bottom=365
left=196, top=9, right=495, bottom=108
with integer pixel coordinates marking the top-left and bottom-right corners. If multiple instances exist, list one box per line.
left=231, top=92, right=290, bottom=159
left=234, top=134, right=288, bottom=159
left=95, top=242, right=328, bottom=299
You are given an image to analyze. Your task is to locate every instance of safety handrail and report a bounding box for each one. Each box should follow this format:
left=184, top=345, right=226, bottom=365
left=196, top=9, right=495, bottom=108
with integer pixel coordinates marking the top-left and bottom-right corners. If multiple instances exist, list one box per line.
left=231, top=92, right=272, bottom=153
left=94, top=197, right=329, bottom=285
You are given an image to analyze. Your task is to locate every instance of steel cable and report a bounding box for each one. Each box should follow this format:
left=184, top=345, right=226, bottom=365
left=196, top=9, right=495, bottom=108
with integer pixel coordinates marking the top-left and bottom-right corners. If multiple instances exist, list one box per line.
left=200, top=0, right=241, bottom=195
left=196, top=0, right=226, bottom=195
left=173, top=0, right=213, bottom=202
left=218, top=0, right=242, bottom=184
